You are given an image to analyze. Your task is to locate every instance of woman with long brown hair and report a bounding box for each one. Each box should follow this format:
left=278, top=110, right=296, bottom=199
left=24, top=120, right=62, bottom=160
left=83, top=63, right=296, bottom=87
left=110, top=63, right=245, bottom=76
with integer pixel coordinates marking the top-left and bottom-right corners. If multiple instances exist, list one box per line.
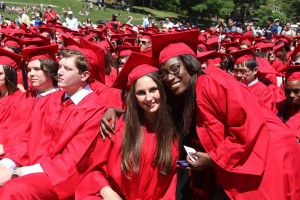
left=76, top=52, right=178, bottom=200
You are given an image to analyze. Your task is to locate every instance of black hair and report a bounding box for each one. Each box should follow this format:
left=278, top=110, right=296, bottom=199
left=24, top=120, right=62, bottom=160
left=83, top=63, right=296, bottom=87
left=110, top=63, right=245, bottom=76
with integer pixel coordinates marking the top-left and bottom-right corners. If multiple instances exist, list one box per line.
left=244, top=59, right=258, bottom=70
left=267, top=17, right=274, bottom=23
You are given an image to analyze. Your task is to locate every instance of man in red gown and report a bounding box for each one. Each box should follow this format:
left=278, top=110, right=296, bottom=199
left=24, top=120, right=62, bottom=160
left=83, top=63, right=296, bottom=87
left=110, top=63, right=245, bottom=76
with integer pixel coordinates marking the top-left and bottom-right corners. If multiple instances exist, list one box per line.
left=0, top=49, right=113, bottom=199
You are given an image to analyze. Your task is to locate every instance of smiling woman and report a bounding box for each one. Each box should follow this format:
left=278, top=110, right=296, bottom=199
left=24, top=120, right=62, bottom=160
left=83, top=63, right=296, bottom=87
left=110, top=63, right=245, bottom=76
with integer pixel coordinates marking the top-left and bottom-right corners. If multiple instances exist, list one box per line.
left=75, top=52, right=179, bottom=200
left=151, top=29, right=300, bottom=200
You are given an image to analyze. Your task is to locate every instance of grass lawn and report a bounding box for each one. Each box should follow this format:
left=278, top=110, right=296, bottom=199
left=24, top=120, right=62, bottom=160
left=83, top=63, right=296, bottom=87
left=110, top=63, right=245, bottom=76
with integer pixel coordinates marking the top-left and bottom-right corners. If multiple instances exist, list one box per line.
left=0, top=0, right=179, bottom=25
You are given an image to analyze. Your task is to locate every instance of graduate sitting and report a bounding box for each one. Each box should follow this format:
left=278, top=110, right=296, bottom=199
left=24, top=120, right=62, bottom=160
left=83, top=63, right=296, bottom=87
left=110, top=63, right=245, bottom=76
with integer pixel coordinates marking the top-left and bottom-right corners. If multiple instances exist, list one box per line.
left=0, top=49, right=113, bottom=199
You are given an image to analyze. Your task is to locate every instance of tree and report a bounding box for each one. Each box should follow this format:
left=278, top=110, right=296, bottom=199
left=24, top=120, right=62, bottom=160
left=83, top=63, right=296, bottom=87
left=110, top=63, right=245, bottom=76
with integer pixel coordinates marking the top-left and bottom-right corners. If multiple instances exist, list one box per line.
left=189, top=0, right=234, bottom=19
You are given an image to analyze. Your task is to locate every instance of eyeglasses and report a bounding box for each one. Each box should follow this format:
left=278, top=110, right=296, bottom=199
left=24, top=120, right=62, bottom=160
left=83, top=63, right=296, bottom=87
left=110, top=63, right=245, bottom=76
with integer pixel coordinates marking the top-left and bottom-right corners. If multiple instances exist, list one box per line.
left=158, top=66, right=180, bottom=80
left=139, top=40, right=149, bottom=45
left=232, top=69, right=251, bottom=76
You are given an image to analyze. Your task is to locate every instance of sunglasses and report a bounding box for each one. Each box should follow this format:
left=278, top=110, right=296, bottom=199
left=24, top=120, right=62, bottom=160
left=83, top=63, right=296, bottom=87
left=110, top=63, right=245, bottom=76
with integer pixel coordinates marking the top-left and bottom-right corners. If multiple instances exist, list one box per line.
left=139, top=40, right=149, bottom=45
left=293, top=62, right=300, bottom=65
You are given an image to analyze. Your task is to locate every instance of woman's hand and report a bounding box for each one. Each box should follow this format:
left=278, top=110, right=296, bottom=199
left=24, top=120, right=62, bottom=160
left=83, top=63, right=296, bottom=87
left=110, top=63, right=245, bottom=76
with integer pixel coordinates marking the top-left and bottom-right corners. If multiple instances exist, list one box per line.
left=186, top=152, right=213, bottom=171
left=99, top=108, right=117, bottom=140
left=100, top=186, right=122, bottom=200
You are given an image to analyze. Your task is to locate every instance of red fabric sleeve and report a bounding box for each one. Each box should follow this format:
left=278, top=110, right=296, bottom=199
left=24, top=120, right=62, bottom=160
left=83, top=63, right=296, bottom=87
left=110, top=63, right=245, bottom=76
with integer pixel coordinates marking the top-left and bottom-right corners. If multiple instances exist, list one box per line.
left=195, top=75, right=269, bottom=175
left=40, top=108, right=112, bottom=199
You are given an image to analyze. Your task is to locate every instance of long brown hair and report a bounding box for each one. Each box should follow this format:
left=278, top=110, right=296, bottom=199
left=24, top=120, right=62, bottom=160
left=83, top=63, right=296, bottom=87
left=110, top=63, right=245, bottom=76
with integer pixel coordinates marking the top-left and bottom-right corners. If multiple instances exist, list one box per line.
left=3, top=65, right=18, bottom=95
left=121, top=72, right=176, bottom=177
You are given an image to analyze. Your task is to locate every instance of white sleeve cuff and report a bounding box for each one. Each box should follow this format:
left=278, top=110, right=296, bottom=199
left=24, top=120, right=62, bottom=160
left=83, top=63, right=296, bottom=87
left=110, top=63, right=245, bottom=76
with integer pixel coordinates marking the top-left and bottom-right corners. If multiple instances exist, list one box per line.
left=0, top=158, right=16, bottom=169
left=21, top=163, right=44, bottom=176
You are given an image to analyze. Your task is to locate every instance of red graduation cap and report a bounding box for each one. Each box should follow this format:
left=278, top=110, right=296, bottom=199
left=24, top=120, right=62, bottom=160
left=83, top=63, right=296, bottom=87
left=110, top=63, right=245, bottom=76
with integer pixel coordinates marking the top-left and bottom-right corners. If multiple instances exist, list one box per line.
left=255, top=57, right=277, bottom=74
left=22, top=44, right=58, bottom=62
left=279, top=35, right=292, bottom=46
left=198, top=34, right=206, bottom=42
left=284, top=61, right=300, bottom=81
left=139, top=31, right=153, bottom=40
left=61, top=34, right=80, bottom=48
left=79, top=38, right=106, bottom=84
left=273, top=43, right=285, bottom=56
left=0, top=27, right=14, bottom=34
left=123, top=37, right=137, bottom=46
left=286, top=69, right=300, bottom=81
left=221, top=42, right=239, bottom=52
left=270, top=35, right=279, bottom=43
left=91, top=30, right=104, bottom=37
left=240, top=36, right=254, bottom=47
left=230, top=47, right=255, bottom=65
left=206, top=37, right=219, bottom=49
left=55, top=25, right=69, bottom=34
left=21, top=37, right=51, bottom=47
left=11, top=29, right=27, bottom=37
left=120, top=24, right=133, bottom=29
left=232, top=35, right=241, bottom=43
left=255, top=41, right=274, bottom=53
left=110, top=34, right=122, bottom=42
left=152, top=29, right=199, bottom=64
left=243, top=31, right=253, bottom=36
left=198, top=39, right=211, bottom=51
left=207, top=51, right=226, bottom=65
left=122, top=28, right=137, bottom=37
left=112, top=52, right=158, bottom=91
left=117, top=45, right=140, bottom=57
left=3, top=34, right=22, bottom=49
left=197, top=50, right=216, bottom=63
left=0, top=47, right=22, bottom=69
left=38, top=27, right=54, bottom=35
left=31, top=32, right=51, bottom=44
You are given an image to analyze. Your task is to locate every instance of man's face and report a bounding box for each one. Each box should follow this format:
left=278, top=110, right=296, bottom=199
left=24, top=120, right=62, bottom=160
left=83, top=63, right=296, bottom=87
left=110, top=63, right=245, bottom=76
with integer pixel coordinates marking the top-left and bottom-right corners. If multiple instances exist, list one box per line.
left=233, top=62, right=257, bottom=85
left=139, top=39, right=152, bottom=51
left=58, top=57, right=85, bottom=91
left=285, top=80, right=300, bottom=105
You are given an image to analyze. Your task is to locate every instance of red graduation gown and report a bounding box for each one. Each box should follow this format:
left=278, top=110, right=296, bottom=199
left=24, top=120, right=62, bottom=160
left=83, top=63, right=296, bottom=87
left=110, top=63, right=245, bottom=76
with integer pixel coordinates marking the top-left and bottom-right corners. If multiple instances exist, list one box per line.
left=1, top=89, right=59, bottom=163
left=89, top=79, right=122, bottom=109
left=248, top=80, right=277, bottom=113
left=195, top=73, right=300, bottom=199
left=0, top=95, right=15, bottom=142
left=75, top=118, right=179, bottom=200
left=104, top=68, right=118, bottom=87
left=19, top=90, right=110, bottom=199
left=285, top=111, right=300, bottom=138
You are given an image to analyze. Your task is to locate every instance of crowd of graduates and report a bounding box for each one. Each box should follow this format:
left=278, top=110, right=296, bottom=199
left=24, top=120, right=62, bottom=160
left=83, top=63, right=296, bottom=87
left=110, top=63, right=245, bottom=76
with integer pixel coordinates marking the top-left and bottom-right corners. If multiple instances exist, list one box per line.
left=0, top=3, right=299, bottom=199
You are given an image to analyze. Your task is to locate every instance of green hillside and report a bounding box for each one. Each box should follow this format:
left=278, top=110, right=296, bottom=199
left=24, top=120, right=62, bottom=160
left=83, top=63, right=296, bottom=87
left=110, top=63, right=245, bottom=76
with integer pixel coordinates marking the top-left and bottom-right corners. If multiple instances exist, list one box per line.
left=0, top=0, right=179, bottom=25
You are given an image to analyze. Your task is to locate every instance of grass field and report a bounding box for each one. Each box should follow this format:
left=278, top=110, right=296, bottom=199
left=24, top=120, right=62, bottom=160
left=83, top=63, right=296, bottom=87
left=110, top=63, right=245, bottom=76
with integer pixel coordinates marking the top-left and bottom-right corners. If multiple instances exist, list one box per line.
left=0, top=0, right=179, bottom=25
